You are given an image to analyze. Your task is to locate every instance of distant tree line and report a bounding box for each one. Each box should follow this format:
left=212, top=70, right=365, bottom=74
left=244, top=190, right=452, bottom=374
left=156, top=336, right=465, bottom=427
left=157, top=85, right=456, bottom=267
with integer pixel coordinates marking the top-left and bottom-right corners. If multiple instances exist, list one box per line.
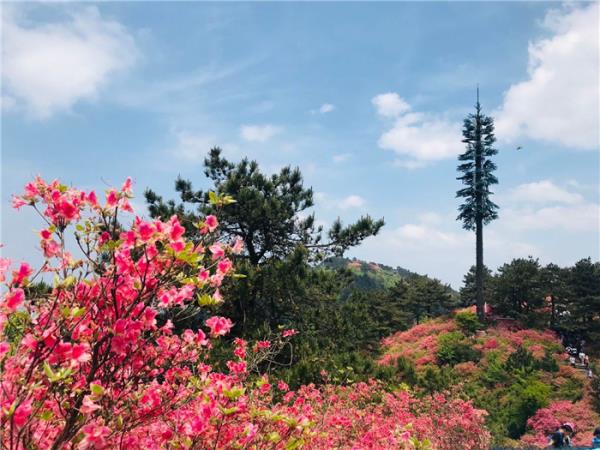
left=460, top=257, right=600, bottom=347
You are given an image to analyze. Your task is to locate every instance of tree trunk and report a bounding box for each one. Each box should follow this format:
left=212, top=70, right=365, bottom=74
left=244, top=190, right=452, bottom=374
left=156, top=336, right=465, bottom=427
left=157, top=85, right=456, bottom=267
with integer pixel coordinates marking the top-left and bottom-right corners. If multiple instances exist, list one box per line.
left=474, top=108, right=485, bottom=323
left=476, top=217, right=484, bottom=322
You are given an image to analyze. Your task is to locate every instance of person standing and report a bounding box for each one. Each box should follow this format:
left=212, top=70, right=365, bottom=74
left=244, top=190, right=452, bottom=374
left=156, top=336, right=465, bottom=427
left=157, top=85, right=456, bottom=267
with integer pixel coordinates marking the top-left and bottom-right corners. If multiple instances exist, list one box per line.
left=569, top=355, right=576, bottom=367
left=548, top=423, right=574, bottom=448
left=593, top=427, right=600, bottom=449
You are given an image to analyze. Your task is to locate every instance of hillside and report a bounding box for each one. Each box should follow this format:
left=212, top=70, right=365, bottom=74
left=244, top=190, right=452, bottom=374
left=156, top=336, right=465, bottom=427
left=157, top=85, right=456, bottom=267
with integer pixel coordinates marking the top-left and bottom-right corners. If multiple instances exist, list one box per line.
left=322, top=256, right=418, bottom=291
left=379, top=309, right=599, bottom=448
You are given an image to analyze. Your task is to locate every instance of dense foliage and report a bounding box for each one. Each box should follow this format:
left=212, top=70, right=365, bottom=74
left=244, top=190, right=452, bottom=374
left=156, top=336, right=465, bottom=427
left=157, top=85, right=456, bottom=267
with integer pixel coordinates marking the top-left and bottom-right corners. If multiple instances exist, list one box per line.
left=143, top=152, right=459, bottom=387
left=379, top=310, right=599, bottom=447
left=1, top=177, right=491, bottom=449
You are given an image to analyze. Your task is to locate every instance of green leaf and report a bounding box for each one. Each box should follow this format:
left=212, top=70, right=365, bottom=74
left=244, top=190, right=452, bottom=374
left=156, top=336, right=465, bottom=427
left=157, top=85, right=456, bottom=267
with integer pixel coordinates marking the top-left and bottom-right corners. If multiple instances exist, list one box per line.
left=90, top=383, right=104, bottom=396
left=197, top=294, right=218, bottom=306
left=285, top=437, right=305, bottom=450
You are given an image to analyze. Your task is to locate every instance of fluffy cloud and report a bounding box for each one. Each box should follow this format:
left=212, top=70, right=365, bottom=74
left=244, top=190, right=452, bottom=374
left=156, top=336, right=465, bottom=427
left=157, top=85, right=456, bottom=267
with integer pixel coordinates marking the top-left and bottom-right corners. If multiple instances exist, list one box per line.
left=240, top=124, right=281, bottom=142
left=499, top=180, right=597, bottom=232
left=318, top=103, right=335, bottom=114
left=506, top=180, right=584, bottom=205
left=495, top=4, right=599, bottom=149
left=371, top=93, right=410, bottom=118
left=314, top=192, right=366, bottom=211
left=168, top=131, right=219, bottom=162
left=502, top=203, right=599, bottom=232
left=373, top=93, right=462, bottom=167
left=2, top=6, right=138, bottom=118
left=350, top=214, right=539, bottom=287
left=340, top=195, right=365, bottom=210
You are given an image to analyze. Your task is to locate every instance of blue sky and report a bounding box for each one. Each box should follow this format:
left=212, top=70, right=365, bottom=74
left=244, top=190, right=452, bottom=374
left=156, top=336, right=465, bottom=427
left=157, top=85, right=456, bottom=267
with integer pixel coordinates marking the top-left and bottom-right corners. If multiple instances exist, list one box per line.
left=1, top=2, right=598, bottom=288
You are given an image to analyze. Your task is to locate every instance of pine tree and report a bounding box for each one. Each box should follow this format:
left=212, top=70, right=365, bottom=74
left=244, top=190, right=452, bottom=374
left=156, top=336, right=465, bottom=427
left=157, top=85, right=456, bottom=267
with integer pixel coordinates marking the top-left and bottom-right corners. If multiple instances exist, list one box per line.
left=456, top=89, right=499, bottom=321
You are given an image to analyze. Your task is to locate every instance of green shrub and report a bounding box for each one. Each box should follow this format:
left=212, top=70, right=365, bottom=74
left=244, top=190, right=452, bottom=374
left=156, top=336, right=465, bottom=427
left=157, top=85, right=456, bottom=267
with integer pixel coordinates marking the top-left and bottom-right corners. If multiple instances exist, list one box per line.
left=436, top=331, right=481, bottom=366
left=480, top=352, right=510, bottom=387
left=556, top=377, right=584, bottom=401
left=455, top=311, right=483, bottom=335
left=505, top=346, right=535, bottom=374
left=534, top=350, right=559, bottom=373
left=417, top=366, right=454, bottom=394
left=506, top=378, right=550, bottom=438
left=395, top=356, right=418, bottom=385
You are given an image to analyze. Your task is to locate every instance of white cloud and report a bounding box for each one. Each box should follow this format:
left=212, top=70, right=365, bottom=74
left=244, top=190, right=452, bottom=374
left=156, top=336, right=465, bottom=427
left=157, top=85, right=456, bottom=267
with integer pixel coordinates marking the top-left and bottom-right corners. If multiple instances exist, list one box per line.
left=371, top=93, right=410, bottom=118
left=168, top=131, right=219, bottom=162
left=319, top=103, right=335, bottom=114
left=507, top=180, right=584, bottom=205
left=333, top=153, right=351, bottom=163
left=499, top=180, right=597, bottom=232
left=314, top=192, right=366, bottom=211
left=503, top=203, right=599, bottom=232
left=340, top=195, right=365, bottom=210
left=350, top=213, right=542, bottom=287
left=495, top=4, right=599, bottom=149
left=2, top=6, right=138, bottom=118
left=240, top=124, right=281, bottom=142
left=372, top=93, right=462, bottom=167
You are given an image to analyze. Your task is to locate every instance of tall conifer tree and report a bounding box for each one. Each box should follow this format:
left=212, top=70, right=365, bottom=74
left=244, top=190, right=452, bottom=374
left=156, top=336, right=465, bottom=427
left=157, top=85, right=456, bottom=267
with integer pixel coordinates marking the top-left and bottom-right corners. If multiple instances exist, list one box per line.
left=456, top=89, right=499, bottom=321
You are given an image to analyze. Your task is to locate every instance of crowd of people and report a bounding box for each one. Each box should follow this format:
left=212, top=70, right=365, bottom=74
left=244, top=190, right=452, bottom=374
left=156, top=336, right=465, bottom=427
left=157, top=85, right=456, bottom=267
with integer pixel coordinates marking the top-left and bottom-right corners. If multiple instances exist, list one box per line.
left=546, top=334, right=597, bottom=448
left=562, top=332, right=594, bottom=379
left=547, top=423, right=600, bottom=448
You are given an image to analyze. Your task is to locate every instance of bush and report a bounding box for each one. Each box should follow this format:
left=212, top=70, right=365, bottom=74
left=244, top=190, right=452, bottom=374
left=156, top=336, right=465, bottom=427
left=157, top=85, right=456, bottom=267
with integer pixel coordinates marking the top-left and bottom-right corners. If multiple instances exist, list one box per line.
left=437, top=331, right=481, bottom=366
left=556, top=377, right=584, bottom=401
left=0, top=177, right=492, bottom=449
left=505, top=346, right=536, bottom=374
left=456, top=311, right=483, bottom=335
left=535, top=350, right=559, bottom=373
left=506, top=379, right=550, bottom=438
left=395, top=356, right=418, bottom=385
left=417, top=366, right=454, bottom=394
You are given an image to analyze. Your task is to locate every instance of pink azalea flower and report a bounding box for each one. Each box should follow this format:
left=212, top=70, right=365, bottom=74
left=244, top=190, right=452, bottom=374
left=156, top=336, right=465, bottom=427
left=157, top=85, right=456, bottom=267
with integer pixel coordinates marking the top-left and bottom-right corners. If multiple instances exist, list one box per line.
left=205, top=316, right=233, bottom=337
left=0, top=341, right=9, bottom=358
left=204, top=215, right=219, bottom=233
left=121, top=177, right=133, bottom=195
left=11, top=195, right=28, bottom=209
left=3, top=289, right=25, bottom=311
left=226, top=360, right=247, bottom=374
left=232, top=237, right=244, bottom=255
left=106, top=190, right=119, bottom=208
left=168, top=216, right=185, bottom=241
left=217, top=258, right=233, bottom=275
left=209, top=243, right=225, bottom=260
left=13, top=399, right=33, bottom=427
left=80, top=423, right=111, bottom=448
left=71, top=343, right=91, bottom=364
left=0, top=257, right=11, bottom=282
left=87, top=191, right=98, bottom=207
left=12, top=263, right=33, bottom=285
left=81, top=396, right=101, bottom=414
left=282, top=329, right=298, bottom=338
left=198, top=268, right=210, bottom=283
